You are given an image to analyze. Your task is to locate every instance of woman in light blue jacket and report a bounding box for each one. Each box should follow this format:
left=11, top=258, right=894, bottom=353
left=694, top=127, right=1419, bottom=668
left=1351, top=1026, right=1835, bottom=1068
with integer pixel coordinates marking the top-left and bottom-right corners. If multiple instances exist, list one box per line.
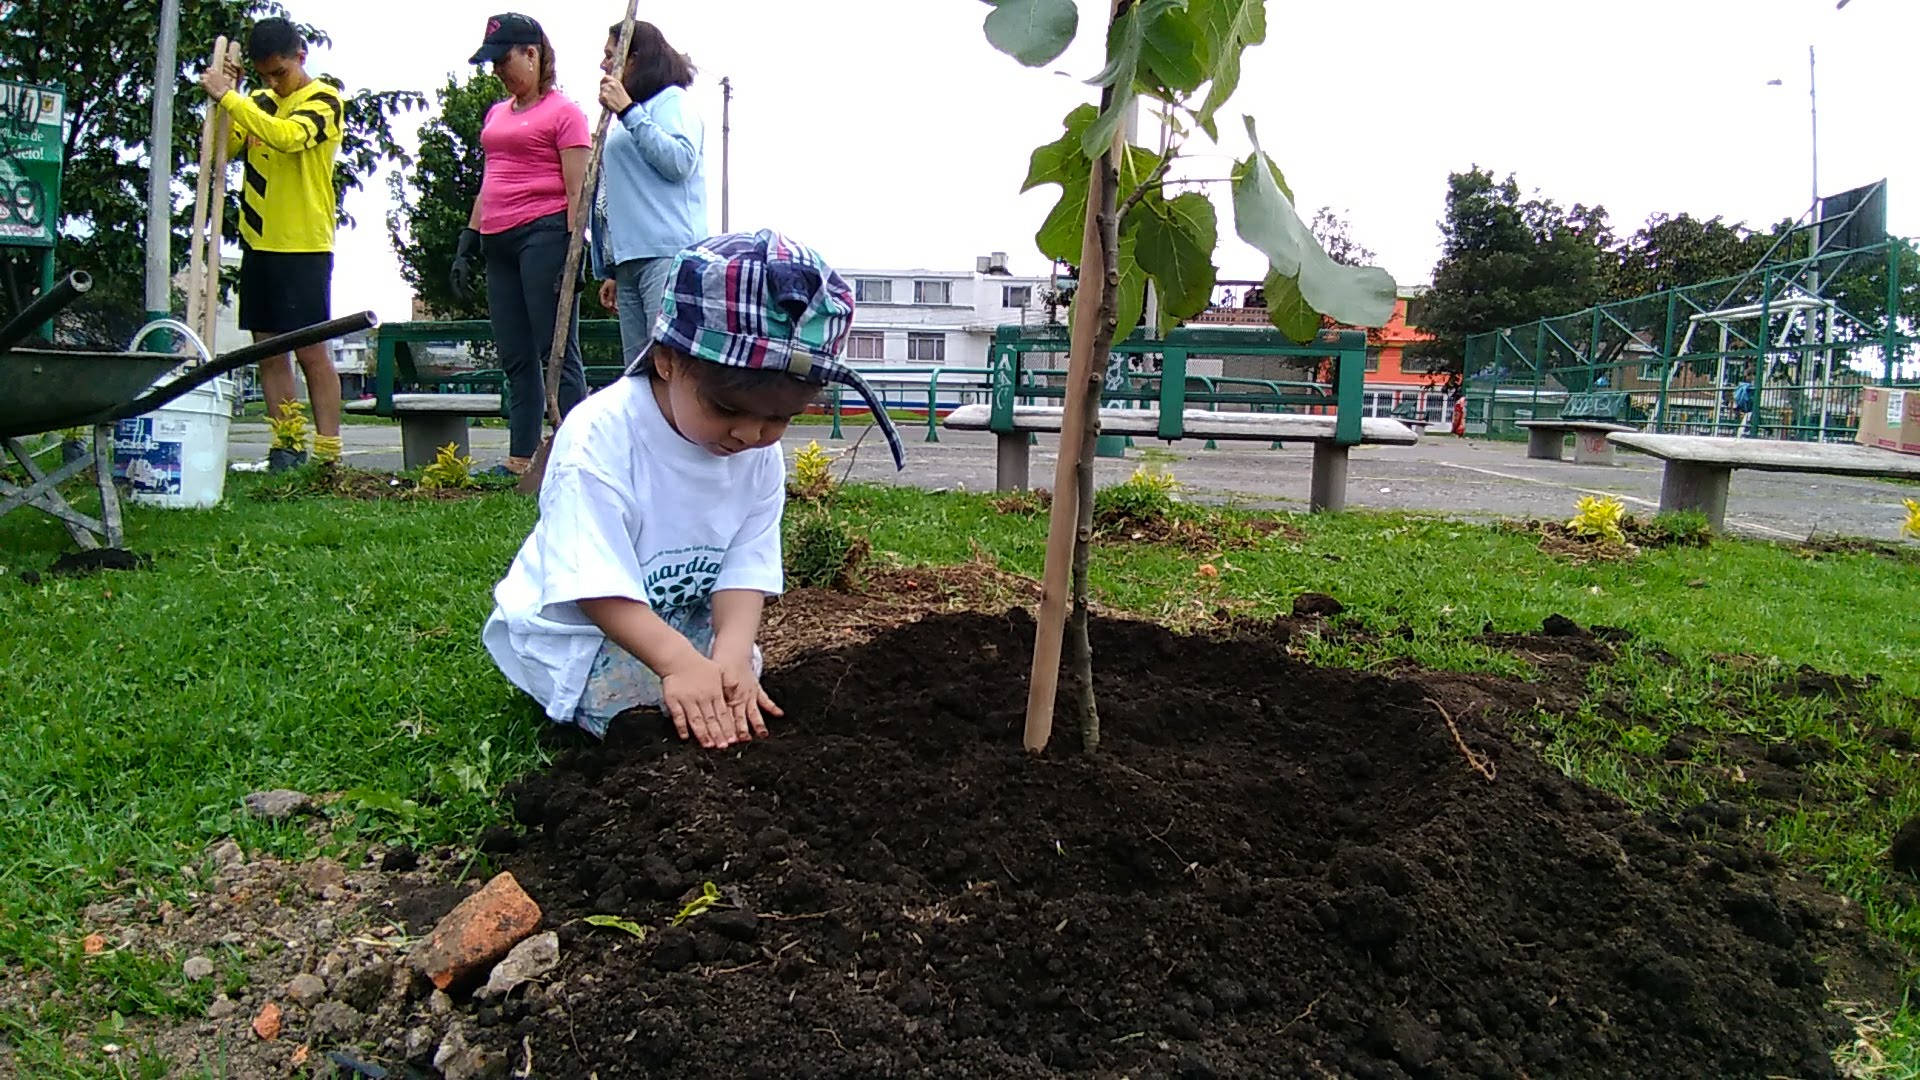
left=592, top=22, right=708, bottom=368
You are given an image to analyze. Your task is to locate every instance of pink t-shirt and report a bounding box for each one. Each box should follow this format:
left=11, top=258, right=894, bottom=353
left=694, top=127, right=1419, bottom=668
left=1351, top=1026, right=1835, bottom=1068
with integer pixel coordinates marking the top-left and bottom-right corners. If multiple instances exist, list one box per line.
left=478, top=92, right=591, bottom=234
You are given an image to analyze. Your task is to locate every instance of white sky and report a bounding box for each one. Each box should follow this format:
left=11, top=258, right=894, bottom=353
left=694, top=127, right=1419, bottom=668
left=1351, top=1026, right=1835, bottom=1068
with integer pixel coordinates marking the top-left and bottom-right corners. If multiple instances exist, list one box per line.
left=285, top=0, right=1918, bottom=323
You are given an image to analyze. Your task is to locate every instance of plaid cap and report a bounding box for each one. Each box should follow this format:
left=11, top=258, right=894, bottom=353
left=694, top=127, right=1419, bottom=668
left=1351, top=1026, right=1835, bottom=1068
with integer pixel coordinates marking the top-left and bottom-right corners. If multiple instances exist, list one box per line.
left=649, top=229, right=905, bottom=470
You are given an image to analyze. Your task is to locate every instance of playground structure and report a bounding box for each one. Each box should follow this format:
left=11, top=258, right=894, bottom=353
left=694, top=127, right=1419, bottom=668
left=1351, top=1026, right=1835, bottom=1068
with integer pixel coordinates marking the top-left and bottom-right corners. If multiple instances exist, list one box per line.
left=1462, top=184, right=1915, bottom=443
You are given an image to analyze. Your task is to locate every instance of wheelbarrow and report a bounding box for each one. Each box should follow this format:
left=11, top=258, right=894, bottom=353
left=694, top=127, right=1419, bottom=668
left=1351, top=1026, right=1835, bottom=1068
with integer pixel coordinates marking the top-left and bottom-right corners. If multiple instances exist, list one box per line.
left=1, top=270, right=378, bottom=550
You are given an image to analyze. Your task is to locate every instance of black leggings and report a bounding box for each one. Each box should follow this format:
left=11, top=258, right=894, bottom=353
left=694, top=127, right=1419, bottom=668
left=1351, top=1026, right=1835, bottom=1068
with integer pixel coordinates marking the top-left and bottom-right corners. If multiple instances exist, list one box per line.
left=483, top=212, right=588, bottom=458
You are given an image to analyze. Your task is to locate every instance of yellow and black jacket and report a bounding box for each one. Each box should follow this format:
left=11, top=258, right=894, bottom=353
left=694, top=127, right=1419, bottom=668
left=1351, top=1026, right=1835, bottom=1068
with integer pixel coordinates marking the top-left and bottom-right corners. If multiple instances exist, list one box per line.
left=218, top=78, right=344, bottom=253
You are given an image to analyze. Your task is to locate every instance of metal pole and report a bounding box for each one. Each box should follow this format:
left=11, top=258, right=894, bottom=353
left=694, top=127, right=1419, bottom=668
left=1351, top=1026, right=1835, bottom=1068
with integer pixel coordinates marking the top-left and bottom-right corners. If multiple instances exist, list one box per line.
left=146, top=0, right=181, bottom=325
left=1808, top=46, right=1818, bottom=231
left=719, top=77, right=731, bottom=233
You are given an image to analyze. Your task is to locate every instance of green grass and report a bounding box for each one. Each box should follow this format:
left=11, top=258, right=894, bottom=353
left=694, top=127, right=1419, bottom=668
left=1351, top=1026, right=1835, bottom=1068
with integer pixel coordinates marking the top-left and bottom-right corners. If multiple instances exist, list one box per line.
left=1, top=477, right=1917, bottom=1074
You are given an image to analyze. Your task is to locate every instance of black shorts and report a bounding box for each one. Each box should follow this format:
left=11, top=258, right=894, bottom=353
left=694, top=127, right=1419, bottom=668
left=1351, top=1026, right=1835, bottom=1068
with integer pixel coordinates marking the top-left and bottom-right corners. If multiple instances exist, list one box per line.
left=238, top=250, right=333, bottom=333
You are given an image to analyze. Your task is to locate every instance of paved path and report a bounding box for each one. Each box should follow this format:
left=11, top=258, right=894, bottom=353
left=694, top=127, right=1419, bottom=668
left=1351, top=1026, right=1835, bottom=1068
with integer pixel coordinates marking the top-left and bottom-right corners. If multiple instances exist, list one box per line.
left=229, top=420, right=1919, bottom=542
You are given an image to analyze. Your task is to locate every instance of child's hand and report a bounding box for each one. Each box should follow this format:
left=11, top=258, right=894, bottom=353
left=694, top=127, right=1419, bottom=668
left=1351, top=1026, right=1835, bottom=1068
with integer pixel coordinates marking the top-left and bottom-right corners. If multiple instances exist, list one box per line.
left=716, top=647, right=781, bottom=744
left=659, top=655, right=736, bottom=749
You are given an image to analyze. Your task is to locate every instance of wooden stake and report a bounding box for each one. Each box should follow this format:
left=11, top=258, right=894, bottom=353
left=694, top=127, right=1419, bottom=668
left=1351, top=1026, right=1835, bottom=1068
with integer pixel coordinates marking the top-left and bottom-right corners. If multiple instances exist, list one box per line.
left=1022, top=3, right=1124, bottom=752
left=185, top=37, right=227, bottom=337
left=200, top=41, right=240, bottom=350
left=516, top=0, right=641, bottom=494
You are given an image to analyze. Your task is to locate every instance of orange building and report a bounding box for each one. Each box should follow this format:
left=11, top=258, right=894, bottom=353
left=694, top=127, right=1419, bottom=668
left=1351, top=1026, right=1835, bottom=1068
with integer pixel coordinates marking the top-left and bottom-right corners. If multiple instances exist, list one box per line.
left=1185, top=287, right=1447, bottom=423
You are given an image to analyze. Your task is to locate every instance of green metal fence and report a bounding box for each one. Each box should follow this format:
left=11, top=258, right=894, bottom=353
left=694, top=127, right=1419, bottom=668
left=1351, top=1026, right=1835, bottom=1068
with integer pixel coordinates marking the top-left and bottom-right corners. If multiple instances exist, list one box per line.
left=1462, top=236, right=1918, bottom=441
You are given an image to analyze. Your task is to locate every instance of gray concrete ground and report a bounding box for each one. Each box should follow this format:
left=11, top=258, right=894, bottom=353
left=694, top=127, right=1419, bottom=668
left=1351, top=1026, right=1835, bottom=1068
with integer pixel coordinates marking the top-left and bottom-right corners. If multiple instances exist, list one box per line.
left=229, top=420, right=1920, bottom=542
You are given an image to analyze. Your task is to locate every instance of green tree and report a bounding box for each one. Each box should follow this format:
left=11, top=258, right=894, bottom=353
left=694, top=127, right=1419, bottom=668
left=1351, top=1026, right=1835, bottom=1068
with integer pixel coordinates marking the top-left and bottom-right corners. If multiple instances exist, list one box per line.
left=1608, top=213, right=1771, bottom=301
left=1309, top=206, right=1376, bottom=269
left=982, top=0, right=1399, bottom=752
left=1407, top=167, right=1613, bottom=378
left=386, top=72, right=502, bottom=322
left=386, top=71, right=612, bottom=324
left=0, top=0, right=420, bottom=343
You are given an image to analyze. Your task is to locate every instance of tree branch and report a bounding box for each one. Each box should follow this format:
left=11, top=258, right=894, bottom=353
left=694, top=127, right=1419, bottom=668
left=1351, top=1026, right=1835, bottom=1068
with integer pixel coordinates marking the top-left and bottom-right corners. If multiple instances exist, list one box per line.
left=1070, top=133, right=1126, bottom=755
left=1117, top=145, right=1178, bottom=224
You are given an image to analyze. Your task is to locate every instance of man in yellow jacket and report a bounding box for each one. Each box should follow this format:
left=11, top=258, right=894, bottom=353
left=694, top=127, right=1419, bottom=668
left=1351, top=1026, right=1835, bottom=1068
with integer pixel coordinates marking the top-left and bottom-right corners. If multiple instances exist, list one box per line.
left=201, top=18, right=345, bottom=466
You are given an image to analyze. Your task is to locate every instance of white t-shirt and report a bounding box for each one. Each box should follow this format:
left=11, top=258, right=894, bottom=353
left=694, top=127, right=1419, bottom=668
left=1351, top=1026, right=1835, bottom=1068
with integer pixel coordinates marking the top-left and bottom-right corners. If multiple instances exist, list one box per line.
left=482, top=376, right=786, bottom=720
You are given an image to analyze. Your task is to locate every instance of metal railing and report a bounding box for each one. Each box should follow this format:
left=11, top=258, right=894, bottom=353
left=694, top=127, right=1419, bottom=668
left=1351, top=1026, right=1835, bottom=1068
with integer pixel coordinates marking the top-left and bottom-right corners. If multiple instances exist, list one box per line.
left=1461, top=236, right=1918, bottom=441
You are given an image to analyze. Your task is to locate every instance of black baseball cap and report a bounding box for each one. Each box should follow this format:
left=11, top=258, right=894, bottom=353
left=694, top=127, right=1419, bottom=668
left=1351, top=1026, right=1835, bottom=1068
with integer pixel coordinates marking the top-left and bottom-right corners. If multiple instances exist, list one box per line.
left=469, top=13, right=544, bottom=65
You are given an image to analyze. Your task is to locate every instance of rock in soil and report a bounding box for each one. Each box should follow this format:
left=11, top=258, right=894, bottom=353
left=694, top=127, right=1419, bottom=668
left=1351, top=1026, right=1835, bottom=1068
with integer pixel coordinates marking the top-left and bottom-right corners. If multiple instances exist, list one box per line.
left=251, top=1001, right=282, bottom=1041
left=181, top=955, right=214, bottom=981
left=448, top=611, right=1892, bottom=1079
left=286, top=972, right=327, bottom=1006
left=410, top=872, right=542, bottom=992
left=242, top=788, right=314, bottom=820
left=477, top=930, right=559, bottom=1000
left=434, top=1022, right=498, bottom=1080
left=307, top=1000, right=364, bottom=1045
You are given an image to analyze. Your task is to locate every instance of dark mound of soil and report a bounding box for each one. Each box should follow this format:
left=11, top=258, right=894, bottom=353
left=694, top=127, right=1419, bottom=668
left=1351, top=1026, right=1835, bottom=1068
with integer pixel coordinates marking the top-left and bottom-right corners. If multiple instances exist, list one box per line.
left=1292, top=591, right=1345, bottom=618
left=47, top=548, right=149, bottom=577
left=471, top=613, right=1879, bottom=1079
left=1892, top=816, right=1920, bottom=878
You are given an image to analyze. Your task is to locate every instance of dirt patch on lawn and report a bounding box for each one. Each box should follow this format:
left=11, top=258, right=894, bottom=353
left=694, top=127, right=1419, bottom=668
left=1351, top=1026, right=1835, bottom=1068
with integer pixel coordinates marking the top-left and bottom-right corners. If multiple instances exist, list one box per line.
left=445, top=611, right=1898, bottom=1079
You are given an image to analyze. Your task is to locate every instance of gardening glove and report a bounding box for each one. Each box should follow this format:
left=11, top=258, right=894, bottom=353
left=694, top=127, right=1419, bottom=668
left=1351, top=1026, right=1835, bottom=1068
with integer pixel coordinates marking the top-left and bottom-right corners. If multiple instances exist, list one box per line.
left=449, top=228, right=482, bottom=303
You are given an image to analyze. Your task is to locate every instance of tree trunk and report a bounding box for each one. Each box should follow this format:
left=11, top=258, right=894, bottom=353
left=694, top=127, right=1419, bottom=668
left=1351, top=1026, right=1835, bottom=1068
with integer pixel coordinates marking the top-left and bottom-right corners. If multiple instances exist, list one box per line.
left=1070, top=125, right=1124, bottom=754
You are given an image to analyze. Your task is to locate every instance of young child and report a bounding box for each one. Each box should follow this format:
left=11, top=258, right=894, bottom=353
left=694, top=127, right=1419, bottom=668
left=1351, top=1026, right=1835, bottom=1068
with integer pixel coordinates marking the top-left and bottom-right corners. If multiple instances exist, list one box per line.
left=483, top=230, right=905, bottom=748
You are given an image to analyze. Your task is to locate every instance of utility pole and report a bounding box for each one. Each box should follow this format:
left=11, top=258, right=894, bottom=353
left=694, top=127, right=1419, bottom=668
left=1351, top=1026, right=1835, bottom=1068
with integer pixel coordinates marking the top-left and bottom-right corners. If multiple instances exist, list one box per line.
left=719, top=76, right=732, bottom=232
left=1808, top=45, right=1819, bottom=222
left=146, top=0, right=181, bottom=327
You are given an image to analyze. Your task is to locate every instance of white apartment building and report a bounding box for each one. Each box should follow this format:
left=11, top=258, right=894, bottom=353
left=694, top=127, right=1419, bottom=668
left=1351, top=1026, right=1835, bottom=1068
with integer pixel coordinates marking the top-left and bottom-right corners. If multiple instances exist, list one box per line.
left=840, top=253, right=1055, bottom=368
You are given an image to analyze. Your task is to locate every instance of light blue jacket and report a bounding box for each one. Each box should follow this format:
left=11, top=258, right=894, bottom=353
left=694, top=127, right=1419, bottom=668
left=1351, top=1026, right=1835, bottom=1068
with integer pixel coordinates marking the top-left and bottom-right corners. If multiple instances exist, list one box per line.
left=590, top=85, right=708, bottom=279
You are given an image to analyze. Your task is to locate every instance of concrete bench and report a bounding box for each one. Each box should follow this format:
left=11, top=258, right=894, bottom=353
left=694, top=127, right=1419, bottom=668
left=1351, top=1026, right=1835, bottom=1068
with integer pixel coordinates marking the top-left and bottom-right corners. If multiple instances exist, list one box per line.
left=1608, top=432, right=1920, bottom=532
left=943, top=403, right=1420, bottom=512
left=344, top=393, right=502, bottom=469
left=1517, top=420, right=1638, bottom=465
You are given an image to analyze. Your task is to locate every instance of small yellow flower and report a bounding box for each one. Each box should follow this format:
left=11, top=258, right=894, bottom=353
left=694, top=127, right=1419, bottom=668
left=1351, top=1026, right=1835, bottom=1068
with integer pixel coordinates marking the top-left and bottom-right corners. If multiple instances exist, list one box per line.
left=790, top=440, right=834, bottom=499
left=420, top=442, right=475, bottom=490
left=1568, top=495, right=1627, bottom=544
left=265, top=401, right=311, bottom=452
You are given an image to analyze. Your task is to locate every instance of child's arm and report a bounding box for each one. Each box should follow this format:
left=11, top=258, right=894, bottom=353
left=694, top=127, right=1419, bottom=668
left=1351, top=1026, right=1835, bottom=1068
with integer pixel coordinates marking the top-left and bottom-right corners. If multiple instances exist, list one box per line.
left=578, top=596, right=738, bottom=749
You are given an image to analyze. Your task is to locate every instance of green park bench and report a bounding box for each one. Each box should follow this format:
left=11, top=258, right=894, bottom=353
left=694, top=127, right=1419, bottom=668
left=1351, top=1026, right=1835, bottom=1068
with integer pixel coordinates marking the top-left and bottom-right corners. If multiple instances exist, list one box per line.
left=943, top=326, right=1422, bottom=512
left=346, top=319, right=628, bottom=468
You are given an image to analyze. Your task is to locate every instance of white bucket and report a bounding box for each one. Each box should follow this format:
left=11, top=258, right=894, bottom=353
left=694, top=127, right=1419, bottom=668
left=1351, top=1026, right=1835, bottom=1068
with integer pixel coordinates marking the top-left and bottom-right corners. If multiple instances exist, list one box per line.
left=111, top=376, right=237, bottom=509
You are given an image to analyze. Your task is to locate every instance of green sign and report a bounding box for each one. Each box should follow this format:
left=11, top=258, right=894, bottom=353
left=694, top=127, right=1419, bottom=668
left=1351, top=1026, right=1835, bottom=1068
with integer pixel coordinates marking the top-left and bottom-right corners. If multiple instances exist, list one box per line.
left=0, top=80, right=64, bottom=249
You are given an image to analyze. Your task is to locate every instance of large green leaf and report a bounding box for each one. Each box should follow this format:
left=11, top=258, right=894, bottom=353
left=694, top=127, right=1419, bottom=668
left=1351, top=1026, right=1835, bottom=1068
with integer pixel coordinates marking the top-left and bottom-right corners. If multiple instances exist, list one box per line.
left=1134, top=192, right=1218, bottom=331
left=1027, top=107, right=1163, bottom=264
left=982, top=0, right=1080, bottom=68
left=1232, top=117, right=1396, bottom=327
left=1192, top=0, right=1266, bottom=140
left=1262, top=269, right=1322, bottom=343
left=1082, top=0, right=1181, bottom=159
left=1141, top=2, right=1210, bottom=94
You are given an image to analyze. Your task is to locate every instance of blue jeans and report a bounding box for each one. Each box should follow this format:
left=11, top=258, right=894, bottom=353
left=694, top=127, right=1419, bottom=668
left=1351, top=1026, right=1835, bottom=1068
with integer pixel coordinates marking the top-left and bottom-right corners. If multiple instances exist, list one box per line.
left=613, top=257, right=674, bottom=370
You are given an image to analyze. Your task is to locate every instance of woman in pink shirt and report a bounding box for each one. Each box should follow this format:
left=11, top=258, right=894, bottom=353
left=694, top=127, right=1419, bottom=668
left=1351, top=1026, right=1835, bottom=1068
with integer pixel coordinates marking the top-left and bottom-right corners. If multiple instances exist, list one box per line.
left=450, top=13, right=592, bottom=476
